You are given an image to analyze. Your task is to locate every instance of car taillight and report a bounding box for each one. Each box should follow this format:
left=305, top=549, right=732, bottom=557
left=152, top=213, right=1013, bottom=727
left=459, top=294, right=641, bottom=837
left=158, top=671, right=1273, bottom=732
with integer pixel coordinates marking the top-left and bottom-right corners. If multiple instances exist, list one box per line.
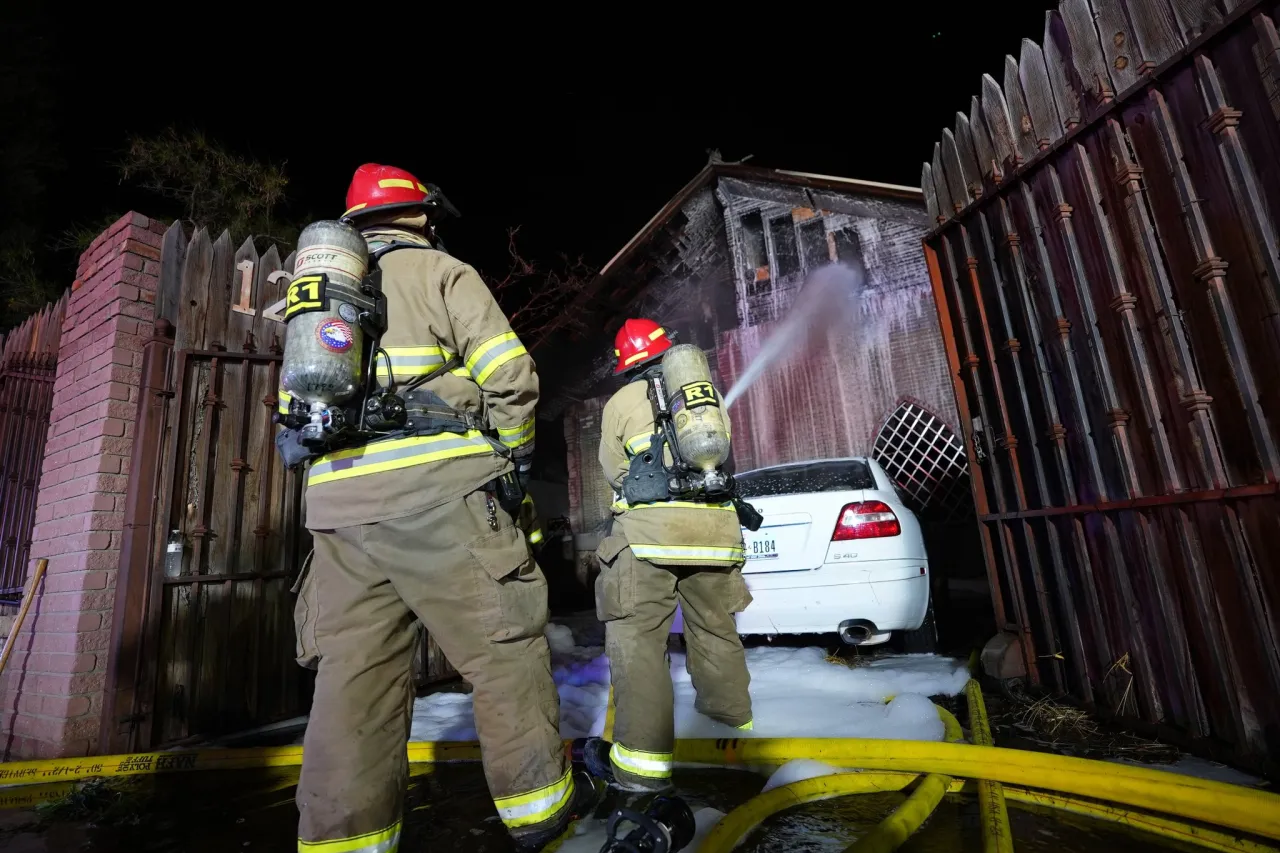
left=832, top=501, right=901, bottom=540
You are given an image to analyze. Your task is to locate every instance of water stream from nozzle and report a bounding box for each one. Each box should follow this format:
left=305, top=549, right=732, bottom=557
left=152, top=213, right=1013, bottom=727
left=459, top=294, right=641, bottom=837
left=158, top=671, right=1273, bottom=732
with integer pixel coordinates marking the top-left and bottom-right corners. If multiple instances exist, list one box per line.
left=723, top=262, right=867, bottom=409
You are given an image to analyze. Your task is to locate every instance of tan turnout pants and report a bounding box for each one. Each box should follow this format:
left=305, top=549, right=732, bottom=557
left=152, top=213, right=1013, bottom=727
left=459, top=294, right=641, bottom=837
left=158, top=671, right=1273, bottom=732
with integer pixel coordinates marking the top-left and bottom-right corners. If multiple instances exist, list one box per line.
left=293, top=489, right=570, bottom=850
left=595, top=537, right=753, bottom=788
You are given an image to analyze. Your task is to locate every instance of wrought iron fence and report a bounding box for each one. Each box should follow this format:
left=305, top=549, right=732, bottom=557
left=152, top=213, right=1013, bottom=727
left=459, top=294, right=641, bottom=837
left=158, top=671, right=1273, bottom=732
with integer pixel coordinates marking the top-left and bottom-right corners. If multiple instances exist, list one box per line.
left=0, top=294, right=67, bottom=598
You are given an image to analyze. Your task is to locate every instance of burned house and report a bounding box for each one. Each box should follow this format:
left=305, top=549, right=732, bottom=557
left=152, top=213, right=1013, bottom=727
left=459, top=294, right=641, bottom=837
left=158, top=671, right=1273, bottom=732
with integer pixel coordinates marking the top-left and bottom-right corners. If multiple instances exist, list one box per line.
left=533, top=164, right=978, bottom=590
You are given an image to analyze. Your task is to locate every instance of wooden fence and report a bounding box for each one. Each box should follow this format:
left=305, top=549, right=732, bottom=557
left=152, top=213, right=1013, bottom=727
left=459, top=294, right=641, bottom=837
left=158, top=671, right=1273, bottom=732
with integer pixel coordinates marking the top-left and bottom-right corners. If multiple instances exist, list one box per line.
left=105, top=225, right=311, bottom=749
left=106, top=224, right=457, bottom=751
left=0, top=294, right=68, bottom=598
left=921, top=0, right=1280, bottom=773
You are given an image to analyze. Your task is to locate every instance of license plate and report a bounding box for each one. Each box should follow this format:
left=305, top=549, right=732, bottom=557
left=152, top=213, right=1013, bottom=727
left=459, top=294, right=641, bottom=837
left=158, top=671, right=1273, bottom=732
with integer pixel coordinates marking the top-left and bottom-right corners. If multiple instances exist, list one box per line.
left=746, top=534, right=779, bottom=560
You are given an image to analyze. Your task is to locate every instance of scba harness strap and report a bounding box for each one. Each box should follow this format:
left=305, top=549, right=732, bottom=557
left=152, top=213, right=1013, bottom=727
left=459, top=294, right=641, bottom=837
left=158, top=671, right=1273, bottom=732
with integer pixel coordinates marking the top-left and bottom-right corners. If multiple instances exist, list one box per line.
left=277, top=240, right=505, bottom=469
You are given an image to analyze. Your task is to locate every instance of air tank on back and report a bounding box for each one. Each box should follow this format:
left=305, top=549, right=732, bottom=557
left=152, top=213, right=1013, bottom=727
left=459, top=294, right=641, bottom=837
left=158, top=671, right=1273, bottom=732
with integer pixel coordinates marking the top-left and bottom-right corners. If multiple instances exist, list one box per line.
left=662, top=343, right=730, bottom=472
left=279, top=221, right=370, bottom=425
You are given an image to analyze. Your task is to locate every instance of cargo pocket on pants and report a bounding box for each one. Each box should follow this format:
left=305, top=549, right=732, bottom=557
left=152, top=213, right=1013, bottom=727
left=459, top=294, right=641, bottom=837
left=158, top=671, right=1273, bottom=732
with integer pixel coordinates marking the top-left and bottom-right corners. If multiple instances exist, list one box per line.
left=594, top=536, right=635, bottom=623
left=467, top=526, right=549, bottom=643
left=291, top=549, right=321, bottom=669
left=726, top=568, right=753, bottom=615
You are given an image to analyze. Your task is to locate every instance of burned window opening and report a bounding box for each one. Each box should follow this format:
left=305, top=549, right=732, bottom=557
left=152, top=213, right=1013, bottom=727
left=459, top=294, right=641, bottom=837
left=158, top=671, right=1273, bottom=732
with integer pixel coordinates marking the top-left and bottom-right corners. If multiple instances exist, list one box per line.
left=741, top=212, right=768, bottom=271
left=769, top=216, right=801, bottom=280
left=799, top=219, right=830, bottom=271
left=833, top=228, right=862, bottom=266
left=740, top=211, right=772, bottom=300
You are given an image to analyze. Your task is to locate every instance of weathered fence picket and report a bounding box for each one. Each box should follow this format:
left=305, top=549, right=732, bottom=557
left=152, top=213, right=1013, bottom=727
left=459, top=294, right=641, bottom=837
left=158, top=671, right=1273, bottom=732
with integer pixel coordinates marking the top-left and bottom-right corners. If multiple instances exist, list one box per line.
left=923, top=0, right=1280, bottom=773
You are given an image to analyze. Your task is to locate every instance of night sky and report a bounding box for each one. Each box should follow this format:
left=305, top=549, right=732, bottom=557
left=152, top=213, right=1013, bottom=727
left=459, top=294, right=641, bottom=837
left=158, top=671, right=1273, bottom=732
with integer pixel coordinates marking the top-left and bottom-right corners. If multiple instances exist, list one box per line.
left=10, top=4, right=1055, bottom=284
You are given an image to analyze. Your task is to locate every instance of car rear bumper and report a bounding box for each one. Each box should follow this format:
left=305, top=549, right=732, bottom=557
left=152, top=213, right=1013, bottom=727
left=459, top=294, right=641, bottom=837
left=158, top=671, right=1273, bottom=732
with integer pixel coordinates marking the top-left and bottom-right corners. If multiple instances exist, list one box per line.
left=697, top=573, right=931, bottom=639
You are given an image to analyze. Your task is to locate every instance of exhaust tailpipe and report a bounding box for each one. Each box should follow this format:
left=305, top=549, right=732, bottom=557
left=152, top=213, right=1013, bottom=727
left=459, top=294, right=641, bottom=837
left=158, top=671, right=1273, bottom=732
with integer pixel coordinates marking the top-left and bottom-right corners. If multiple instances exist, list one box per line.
left=838, top=619, right=878, bottom=646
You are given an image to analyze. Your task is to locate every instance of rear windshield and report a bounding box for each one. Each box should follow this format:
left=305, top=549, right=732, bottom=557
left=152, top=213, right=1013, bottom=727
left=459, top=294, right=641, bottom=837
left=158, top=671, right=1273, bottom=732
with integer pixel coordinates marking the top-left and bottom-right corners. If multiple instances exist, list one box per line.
left=736, top=460, right=876, bottom=498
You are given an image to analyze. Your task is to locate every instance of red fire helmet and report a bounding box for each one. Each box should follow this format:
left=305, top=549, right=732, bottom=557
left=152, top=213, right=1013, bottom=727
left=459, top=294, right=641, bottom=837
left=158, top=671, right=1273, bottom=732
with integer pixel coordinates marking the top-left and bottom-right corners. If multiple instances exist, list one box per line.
left=342, top=164, right=432, bottom=221
left=614, top=318, right=673, bottom=374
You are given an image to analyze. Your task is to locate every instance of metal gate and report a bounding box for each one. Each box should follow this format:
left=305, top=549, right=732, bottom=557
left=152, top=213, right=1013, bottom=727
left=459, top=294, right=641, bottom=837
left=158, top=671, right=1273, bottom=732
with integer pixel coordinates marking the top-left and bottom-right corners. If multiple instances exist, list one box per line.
left=0, top=295, right=67, bottom=598
left=921, top=0, right=1280, bottom=772
left=103, top=225, right=311, bottom=752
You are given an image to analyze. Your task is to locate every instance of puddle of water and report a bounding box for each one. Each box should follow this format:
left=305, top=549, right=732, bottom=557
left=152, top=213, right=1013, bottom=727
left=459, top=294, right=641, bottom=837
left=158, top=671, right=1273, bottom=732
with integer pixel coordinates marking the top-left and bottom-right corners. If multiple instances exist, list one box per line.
left=0, top=765, right=1226, bottom=852
left=734, top=792, right=1204, bottom=853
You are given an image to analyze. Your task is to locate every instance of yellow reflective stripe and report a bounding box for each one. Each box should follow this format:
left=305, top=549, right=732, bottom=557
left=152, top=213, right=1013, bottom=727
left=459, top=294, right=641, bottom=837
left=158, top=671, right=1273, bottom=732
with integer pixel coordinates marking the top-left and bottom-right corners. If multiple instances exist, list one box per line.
left=493, top=769, right=574, bottom=828
left=298, top=820, right=401, bottom=853
left=467, top=332, right=529, bottom=385
left=610, top=743, right=673, bottom=779
left=377, top=178, right=429, bottom=193
left=630, top=544, right=745, bottom=563
left=624, top=433, right=652, bottom=457
left=278, top=389, right=292, bottom=415
left=497, top=416, right=536, bottom=449
left=449, top=366, right=469, bottom=378
left=528, top=529, right=544, bottom=545
left=376, top=345, right=455, bottom=380
left=648, top=327, right=666, bottom=341
left=623, top=349, right=650, bottom=366
left=343, top=202, right=368, bottom=216
left=308, top=432, right=494, bottom=486
left=737, top=720, right=754, bottom=731
left=612, top=499, right=736, bottom=513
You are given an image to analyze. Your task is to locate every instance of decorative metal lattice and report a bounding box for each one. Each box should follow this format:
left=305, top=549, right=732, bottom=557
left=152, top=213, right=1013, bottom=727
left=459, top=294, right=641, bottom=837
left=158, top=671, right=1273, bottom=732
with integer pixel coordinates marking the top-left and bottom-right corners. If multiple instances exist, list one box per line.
left=872, top=400, right=973, bottom=522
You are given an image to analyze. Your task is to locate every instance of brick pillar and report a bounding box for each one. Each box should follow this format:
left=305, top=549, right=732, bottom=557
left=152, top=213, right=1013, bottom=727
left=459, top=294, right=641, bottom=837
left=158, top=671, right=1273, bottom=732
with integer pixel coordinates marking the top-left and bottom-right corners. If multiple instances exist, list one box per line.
left=0, top=213, right=164, bottom=760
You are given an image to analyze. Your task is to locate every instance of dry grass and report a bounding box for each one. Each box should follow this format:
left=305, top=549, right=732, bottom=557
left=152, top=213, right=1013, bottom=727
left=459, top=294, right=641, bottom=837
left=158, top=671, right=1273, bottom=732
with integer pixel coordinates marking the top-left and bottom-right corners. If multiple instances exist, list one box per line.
left=1105, top=652, right=1139, bottom=718
left=997, top=690, right=1178, bottom=763
left=824, top=650, right=871, bottom=669
left=1018, top=696, right=1100, bottom=739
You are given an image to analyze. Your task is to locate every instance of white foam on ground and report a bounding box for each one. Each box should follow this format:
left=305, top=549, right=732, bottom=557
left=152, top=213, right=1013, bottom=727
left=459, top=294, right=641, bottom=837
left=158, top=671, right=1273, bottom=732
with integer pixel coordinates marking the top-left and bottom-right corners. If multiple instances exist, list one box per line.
left=405, top=625, right=969, bottom=743
left=761, top=759, right=847, bottom=793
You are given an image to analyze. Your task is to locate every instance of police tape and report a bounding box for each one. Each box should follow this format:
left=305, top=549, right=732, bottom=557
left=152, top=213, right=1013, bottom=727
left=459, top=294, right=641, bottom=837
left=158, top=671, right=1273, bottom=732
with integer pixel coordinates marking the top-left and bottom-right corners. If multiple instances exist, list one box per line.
left=0, top=780, right=79, bottom=810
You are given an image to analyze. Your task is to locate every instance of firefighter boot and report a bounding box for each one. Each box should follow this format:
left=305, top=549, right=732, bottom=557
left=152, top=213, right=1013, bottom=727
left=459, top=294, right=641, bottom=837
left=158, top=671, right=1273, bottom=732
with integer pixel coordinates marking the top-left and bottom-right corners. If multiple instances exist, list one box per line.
left=574, top=737, right=675, bottom=795
left=510, top=770, right=608, bottom=852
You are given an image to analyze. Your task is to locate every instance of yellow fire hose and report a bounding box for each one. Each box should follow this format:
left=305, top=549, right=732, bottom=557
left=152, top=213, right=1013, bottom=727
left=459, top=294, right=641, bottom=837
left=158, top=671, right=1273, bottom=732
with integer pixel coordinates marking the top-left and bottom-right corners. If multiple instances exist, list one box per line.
left=0, top=682, right=1277, bottom=850
left=841, top=701, right=964, bottom=853
left=702, top=700, right=964, bottom=853
left=964, top=679, right=1014, bottom=853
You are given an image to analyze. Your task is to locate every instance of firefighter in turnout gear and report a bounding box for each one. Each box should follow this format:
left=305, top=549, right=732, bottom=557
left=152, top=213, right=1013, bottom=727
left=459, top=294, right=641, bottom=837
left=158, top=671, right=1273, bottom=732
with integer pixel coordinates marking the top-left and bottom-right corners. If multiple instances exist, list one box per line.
left=288, top=164, right=598, bottom=852
left=583, top=318, right=754, bottom=793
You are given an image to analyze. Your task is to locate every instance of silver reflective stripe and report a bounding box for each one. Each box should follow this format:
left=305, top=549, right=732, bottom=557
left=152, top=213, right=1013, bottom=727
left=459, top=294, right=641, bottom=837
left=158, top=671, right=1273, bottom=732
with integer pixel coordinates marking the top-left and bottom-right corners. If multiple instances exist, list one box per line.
left=630, top=544, right=745, bottom=562
left=387, top=354, right=445, bottom=369
left=468, top=334, right=527, bottom=385
left=309, top=435, right=488, bottom=479
left=297, top=822, right=401, bottom=853
left=610, top=743, right=673, bottom=778
left=493, top=770, right=574, bottom=829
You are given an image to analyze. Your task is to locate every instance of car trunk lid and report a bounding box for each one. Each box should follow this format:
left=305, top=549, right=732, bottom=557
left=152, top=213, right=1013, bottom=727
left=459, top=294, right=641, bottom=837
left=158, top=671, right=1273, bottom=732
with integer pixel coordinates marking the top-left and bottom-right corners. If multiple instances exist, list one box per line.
left=740, top=490, right=862, bottom=573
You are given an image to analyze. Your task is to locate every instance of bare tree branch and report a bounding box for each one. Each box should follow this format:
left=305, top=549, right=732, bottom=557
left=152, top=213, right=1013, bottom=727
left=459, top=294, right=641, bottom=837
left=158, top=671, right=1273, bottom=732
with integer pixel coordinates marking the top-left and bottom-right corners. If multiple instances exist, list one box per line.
left=482, top=226, right=598, bottom=351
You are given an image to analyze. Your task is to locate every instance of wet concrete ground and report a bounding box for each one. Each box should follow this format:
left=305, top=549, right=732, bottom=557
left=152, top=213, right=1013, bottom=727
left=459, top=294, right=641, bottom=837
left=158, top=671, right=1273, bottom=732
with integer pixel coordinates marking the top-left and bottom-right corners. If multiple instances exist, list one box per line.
left=0, top=762, right=1211, bottom=852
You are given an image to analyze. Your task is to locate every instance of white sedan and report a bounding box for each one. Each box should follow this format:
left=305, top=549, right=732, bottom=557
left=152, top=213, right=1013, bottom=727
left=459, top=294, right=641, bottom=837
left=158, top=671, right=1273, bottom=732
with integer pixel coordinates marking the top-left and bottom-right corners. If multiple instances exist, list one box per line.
left=672, top=457, right=934, bottom=649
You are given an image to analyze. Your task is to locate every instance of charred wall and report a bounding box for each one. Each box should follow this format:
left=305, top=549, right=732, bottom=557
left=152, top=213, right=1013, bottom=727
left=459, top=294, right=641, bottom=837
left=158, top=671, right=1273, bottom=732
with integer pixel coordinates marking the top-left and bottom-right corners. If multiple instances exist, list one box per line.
left=558, top=173, right=956, bottom=553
